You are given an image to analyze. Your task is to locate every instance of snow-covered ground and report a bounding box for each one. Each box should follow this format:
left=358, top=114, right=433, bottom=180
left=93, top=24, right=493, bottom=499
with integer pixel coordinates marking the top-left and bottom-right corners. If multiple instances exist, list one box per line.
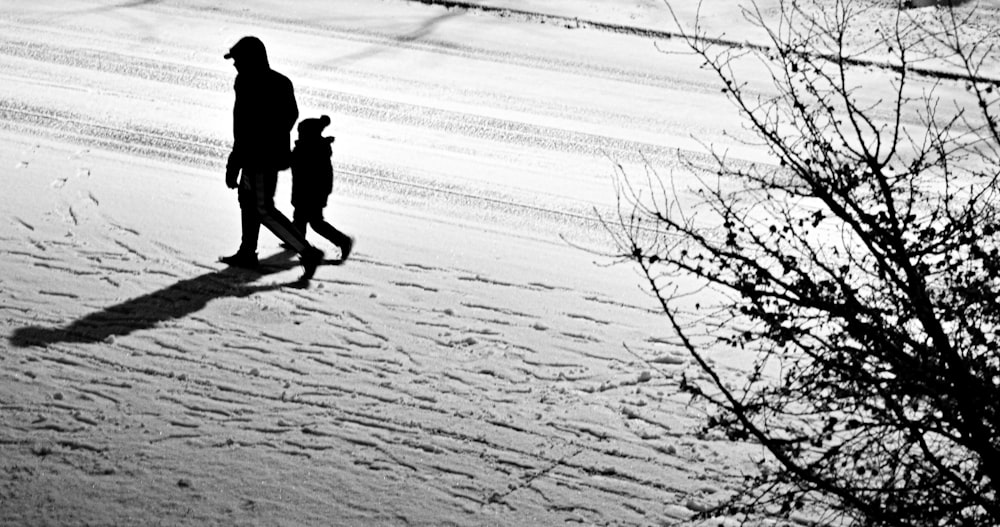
left=1, top=1, right=995, bottom=525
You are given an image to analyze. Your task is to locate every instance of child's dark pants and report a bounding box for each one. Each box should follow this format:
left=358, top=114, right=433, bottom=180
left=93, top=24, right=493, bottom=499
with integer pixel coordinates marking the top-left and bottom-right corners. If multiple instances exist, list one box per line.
left=293, top=204, right=351, bottom=250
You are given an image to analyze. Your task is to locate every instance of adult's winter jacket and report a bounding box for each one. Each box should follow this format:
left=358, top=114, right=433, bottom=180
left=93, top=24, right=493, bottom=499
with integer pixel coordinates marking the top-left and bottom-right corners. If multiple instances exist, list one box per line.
left=229, top=69, right=298, bottom=172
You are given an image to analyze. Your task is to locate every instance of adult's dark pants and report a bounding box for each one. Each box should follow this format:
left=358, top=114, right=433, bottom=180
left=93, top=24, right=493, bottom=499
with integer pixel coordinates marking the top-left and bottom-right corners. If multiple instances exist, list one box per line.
left=238, top=169, right=309, bottom=254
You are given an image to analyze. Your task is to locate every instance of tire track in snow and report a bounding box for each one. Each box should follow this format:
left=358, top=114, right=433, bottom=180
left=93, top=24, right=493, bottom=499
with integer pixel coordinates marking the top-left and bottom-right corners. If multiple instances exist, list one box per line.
left=0, top=34, right=694, bottom=164
left=411, top=0, right=1000, bottom=84
left=133, top=1, right=704, bottom=90
left=0, top=20, right=735, bottom=240
left=0, top=99, right=638, bottom=234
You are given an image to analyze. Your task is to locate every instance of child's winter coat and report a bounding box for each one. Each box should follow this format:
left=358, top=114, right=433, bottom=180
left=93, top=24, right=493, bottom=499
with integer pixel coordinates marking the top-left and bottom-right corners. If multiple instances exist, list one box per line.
left=290, top=115, right=335, bottom=210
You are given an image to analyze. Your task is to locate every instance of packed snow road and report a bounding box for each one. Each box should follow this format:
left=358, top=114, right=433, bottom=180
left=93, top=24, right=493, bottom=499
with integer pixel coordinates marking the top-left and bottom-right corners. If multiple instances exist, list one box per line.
left=0, top=1, right=764, bottom=525
left=0, top=0, right=762, bottom=246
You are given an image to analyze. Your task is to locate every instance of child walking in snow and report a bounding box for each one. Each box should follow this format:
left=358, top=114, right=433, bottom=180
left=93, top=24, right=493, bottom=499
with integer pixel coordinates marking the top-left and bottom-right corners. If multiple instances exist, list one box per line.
left=289, top=115, right=354, bottom=262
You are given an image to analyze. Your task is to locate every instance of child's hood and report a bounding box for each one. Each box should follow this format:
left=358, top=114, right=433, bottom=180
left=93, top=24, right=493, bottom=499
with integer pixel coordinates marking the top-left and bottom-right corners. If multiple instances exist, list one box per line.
left=297, top=115, right=331, bottom=138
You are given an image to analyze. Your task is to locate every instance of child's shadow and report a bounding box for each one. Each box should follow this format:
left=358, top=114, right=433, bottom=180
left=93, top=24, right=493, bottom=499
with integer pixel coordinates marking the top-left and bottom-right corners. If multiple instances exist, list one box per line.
left=9, top=251, right=303, bottom=348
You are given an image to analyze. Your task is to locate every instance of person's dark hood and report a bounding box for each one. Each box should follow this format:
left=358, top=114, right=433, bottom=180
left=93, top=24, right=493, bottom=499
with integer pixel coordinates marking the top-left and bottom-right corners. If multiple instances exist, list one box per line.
left=297, top=115, right=331, bottom=138
left=224, top=36, right=269, bottom=70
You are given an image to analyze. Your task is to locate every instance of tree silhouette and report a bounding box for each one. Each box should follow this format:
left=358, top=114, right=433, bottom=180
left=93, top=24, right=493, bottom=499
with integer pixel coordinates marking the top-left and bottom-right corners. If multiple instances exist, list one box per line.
left=610, top=1, right=1000, bottom=524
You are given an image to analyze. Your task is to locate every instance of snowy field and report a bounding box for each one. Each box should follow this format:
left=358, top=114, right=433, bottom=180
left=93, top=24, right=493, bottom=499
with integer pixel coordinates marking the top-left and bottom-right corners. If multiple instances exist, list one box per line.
left=1, top=1, right=996, bottom=525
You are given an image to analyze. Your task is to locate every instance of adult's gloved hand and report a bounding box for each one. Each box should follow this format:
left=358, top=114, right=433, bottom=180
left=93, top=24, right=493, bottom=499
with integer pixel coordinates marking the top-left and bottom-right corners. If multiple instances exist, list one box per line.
left=225, top=164, right=239, bottom=189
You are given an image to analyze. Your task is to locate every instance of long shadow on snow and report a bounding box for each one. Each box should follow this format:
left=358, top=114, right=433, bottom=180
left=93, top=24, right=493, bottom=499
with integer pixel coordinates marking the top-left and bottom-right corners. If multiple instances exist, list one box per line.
left=9, top=251, right=303, bottom=348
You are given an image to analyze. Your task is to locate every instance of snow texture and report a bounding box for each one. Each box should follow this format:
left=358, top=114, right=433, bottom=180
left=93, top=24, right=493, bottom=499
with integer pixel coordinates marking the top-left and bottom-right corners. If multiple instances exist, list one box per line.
left=1, top=0, right=996, bottom=525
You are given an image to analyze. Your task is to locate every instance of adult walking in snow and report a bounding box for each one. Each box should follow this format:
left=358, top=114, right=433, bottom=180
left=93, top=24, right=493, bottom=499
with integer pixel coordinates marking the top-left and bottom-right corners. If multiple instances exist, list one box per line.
left=220, top=36, right=323, bottom=280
